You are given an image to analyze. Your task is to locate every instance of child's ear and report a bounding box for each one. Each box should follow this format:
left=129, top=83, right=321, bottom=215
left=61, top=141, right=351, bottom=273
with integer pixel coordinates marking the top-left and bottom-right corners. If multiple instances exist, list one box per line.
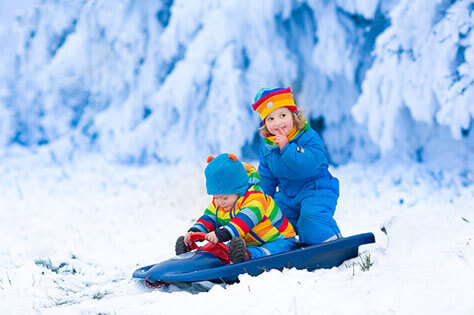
left=207, top=155, right=215, bottom=163
left=228, top=154, right=237, bottom=162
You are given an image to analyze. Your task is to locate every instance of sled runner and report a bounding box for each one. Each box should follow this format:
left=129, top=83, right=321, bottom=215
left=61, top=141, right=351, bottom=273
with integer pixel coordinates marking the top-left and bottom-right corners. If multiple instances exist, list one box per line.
left=133, top=232, right=375, bottom=289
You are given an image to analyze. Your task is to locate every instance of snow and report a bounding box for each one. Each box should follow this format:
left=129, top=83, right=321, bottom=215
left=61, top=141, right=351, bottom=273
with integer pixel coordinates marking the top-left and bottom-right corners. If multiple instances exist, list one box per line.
left=1, top=0, right=472, bottom=165
left=352, top=0, right=474, bottom=152
left=1, top=153, right=473, bottom=314
left=0, top=0, right=474, bottom=313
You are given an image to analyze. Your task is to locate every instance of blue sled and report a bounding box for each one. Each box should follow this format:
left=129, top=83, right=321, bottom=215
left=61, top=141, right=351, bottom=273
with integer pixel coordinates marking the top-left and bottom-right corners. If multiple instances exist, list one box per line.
left=133, top=232, right=375, bottom=286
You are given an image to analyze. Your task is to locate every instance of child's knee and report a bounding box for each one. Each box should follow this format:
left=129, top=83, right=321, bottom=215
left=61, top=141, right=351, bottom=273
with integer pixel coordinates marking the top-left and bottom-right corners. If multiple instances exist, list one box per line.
left=298, top=217, right=340, bottom=245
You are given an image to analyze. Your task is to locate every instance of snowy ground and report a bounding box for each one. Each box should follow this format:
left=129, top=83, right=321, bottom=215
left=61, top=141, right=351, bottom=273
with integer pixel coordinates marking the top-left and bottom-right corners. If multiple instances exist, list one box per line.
left=1, top=154, right=473, bottom=314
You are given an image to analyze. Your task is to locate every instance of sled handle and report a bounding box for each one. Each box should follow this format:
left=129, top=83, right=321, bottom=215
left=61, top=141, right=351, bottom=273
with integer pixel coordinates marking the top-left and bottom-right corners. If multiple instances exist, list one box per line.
left=188, top=232, right=208, bottom=249
left=188, top=232, right=231, bottom=265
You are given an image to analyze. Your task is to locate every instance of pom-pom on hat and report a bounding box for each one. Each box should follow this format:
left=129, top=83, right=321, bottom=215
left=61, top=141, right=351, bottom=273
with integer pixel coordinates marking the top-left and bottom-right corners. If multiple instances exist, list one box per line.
left=205, top=153, right=248, bottom=197
left=252, top=87, right=298, bottom=122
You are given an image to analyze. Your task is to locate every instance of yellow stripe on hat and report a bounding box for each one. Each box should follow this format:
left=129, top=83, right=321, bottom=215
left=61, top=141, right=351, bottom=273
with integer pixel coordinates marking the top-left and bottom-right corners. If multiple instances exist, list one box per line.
left=256, top=93, right=295, bottom=120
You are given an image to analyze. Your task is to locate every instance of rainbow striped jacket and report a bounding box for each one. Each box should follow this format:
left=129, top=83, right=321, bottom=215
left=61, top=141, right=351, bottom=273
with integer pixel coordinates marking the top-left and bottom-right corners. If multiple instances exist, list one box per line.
left=191, top=163, right=295, bottom=246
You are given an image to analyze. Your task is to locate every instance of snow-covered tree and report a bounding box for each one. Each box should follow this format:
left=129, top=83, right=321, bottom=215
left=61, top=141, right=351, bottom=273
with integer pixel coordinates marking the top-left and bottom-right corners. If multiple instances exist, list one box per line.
left=0, top=0, right=472, bottom=165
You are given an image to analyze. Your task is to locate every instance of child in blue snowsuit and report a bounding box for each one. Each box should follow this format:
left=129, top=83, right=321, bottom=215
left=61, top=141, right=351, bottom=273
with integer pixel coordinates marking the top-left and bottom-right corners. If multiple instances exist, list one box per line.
left=251, top=87, right=342, bottom=244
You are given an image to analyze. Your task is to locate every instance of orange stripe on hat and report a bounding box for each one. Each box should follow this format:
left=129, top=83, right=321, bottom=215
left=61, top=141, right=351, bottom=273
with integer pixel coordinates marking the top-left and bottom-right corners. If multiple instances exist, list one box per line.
left=251, top=88, right=298, bottom=121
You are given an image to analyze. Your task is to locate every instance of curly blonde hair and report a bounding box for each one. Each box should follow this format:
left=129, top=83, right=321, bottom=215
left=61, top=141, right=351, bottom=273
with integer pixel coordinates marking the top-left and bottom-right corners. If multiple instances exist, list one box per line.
left=259, top=111, right=306, bottom=137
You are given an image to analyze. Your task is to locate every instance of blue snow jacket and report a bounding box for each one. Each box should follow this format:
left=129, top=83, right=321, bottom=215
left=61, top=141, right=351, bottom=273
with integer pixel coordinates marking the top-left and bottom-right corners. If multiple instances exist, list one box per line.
left=258, top=126, right=341, bottom=244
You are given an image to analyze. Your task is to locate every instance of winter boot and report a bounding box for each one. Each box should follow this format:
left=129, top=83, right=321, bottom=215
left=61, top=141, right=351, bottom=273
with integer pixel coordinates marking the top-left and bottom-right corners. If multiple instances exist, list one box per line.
left=175, top=236, right=191, bottom=255
left=229, top=237, right=251, bottom=263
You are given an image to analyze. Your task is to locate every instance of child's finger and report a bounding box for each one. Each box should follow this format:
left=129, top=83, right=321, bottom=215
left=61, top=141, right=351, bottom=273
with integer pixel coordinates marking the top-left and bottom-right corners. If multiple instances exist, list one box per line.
left=277, top=128, right=285, bottom=136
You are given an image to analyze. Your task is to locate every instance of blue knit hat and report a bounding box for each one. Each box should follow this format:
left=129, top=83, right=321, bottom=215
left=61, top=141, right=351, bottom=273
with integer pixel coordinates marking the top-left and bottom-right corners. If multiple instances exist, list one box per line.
left=205, top=153, right=248, bottom=197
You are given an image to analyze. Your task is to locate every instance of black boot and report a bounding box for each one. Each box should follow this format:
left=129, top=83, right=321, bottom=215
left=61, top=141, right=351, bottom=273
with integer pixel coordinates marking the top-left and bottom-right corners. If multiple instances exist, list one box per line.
left=175, top=236, right=191, bottom=255
left=229, top=237, right=251, bottom=263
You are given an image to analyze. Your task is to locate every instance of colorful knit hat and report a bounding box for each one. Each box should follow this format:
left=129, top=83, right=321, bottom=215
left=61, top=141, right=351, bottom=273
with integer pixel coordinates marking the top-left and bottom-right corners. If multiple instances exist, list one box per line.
left=251, top=87, right=298, bottom=122
left=205, top=153, right=248, bottom=197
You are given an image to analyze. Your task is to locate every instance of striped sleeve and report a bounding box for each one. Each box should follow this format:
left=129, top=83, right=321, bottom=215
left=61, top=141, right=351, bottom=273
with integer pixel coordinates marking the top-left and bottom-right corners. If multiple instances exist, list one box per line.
left=224, top=201, right=264, bottom=238
left=191, top=201, right=218, bottom=233
left=265, top=197, right=295, bottom=238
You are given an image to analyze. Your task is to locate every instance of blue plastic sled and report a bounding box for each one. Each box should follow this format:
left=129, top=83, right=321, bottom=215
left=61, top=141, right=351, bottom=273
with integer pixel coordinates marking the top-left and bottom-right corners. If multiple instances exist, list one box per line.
left=133, top=232, right=375, bottom=288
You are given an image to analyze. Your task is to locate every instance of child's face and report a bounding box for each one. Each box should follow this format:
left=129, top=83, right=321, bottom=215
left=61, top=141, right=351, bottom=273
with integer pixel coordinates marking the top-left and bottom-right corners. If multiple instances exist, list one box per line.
left=264, top=107, right=294, bottom=136
left=213, top=194, right=239, bottom=211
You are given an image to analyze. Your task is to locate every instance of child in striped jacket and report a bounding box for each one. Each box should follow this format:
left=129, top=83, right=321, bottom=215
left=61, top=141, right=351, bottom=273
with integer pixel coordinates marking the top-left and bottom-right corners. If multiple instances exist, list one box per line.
left=176, top=153, right=296, bottom=263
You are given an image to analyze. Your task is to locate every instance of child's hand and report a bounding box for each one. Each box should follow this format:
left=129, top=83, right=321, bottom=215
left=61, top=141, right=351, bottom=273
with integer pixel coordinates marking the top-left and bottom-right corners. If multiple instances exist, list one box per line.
left=184, top=232, right=194, bottom=247
left=205, top=231, right=219, bottom=244
left=274, top=128, right=288, bottom=150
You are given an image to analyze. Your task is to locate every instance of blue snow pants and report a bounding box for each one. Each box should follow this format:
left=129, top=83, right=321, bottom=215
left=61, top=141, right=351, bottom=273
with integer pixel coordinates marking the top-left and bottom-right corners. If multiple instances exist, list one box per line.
left=247, top=237, right=296, bottom=259
left=275, top=176, right=341, bottom=245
